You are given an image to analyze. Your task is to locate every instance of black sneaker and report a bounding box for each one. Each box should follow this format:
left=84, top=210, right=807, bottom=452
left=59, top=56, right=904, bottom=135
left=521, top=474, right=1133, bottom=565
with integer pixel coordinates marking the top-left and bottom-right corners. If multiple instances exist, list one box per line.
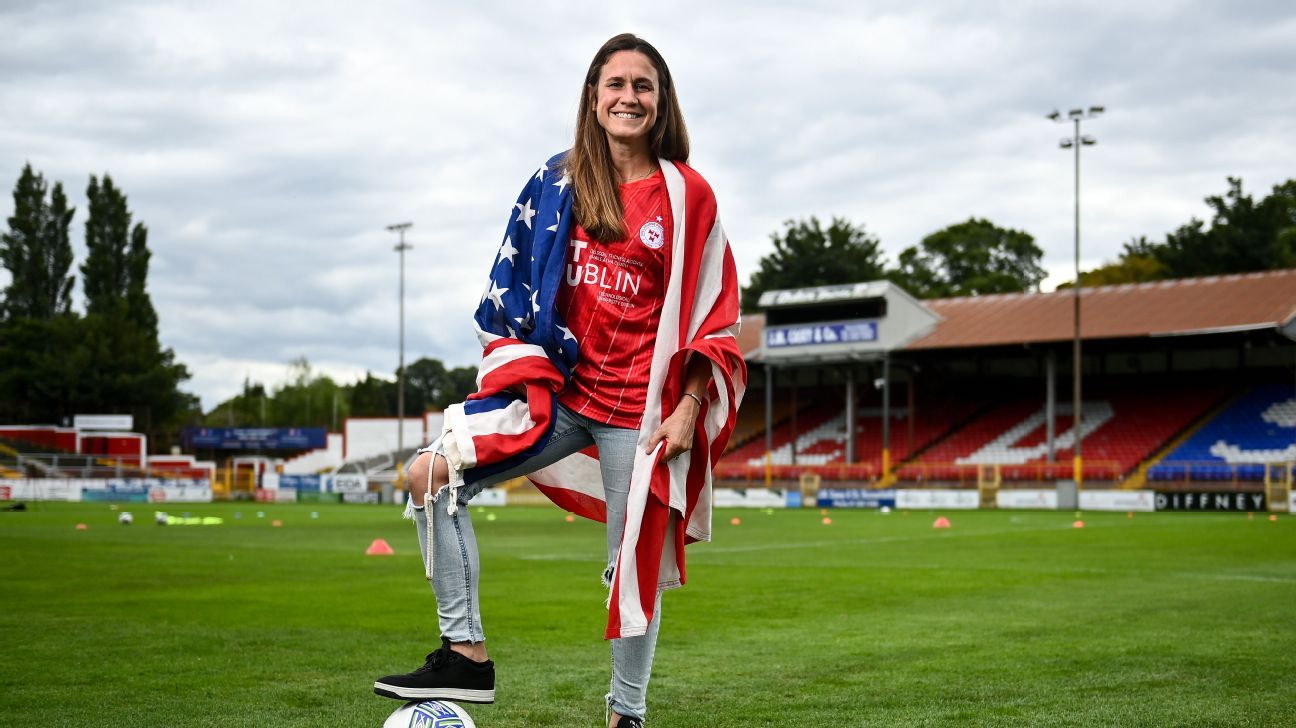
left=373, top=637, right=495, bottom=703
left=612, top=717, right=643, bottom=728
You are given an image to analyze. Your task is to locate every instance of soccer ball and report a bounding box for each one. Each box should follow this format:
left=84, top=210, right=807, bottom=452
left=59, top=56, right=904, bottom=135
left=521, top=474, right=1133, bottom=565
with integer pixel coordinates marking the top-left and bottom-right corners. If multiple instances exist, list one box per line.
left=155, top=511, right=169, bottom=526
left=383, top=701, right=475, bottom=728
left=118, top=512, right=134, bottom=525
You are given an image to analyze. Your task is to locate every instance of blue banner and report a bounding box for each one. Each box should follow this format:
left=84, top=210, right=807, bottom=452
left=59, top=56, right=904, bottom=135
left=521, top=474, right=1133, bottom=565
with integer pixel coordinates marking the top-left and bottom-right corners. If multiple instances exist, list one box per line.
left=765, top=320, right=878, bottom=348
left=817, top=489, right=896, bottom=509
left=279, top=474, right=322, bottom=492
left=182, top=427, right=327, bottom=451
left=82, top=485, right=149, bottom=502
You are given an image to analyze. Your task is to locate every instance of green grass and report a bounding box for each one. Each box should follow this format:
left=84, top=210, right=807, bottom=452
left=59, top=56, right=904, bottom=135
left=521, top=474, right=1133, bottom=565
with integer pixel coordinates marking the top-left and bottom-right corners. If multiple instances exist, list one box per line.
left=1, top=502, right=1294, bottom=727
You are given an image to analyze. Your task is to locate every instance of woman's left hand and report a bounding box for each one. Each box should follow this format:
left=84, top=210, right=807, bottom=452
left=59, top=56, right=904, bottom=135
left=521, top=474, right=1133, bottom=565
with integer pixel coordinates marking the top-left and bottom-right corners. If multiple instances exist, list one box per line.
left=647, top=396, right=701, bottom=460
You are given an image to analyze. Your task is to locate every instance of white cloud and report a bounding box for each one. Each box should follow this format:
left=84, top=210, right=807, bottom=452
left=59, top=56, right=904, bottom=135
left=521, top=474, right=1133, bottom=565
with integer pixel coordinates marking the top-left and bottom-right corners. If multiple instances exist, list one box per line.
left=2, top=0, right=1294, bottom=409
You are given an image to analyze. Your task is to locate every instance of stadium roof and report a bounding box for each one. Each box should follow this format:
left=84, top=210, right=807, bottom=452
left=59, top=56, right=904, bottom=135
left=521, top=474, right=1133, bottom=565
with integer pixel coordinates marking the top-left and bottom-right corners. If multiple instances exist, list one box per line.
left=740, top=269, right=1296, bottom=357
left=910, top=269, right=1296, bottom=349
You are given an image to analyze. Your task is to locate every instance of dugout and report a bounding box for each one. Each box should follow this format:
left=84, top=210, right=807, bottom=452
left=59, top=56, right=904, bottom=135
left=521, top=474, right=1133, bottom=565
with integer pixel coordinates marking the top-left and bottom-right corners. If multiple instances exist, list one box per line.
left=733, top=269, right=1296, bottom=490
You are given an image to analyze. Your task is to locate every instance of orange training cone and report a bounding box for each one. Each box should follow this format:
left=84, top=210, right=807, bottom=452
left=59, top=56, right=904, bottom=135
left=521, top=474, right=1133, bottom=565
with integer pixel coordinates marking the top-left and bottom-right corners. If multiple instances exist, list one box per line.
left=75, top=523, right=88, bottom=531
left=932, top=516, right=951, bottom=529
left=271, top=519, right=283, bottom=527
left=1073, top=520, right=1085, bottom=528
left=730, top=517, right=742, bottom=526
left=821, top=517, right=832, bottom=525
left=1269, top=514, right=1279, bottom=522
left=564, top=514, right=575, bottom=523
left=366, top=538, right=395, bottom=556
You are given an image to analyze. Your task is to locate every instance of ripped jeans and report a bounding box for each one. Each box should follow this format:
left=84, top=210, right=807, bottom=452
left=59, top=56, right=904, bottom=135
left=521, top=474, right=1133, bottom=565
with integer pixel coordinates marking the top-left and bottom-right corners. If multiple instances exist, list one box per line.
left=413, top=403, right=661, bottom=722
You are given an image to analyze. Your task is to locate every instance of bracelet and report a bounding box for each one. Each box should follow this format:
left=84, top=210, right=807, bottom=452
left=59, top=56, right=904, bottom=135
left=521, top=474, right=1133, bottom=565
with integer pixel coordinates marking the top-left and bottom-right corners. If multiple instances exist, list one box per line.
left=682, top=392, right=704, bottom=408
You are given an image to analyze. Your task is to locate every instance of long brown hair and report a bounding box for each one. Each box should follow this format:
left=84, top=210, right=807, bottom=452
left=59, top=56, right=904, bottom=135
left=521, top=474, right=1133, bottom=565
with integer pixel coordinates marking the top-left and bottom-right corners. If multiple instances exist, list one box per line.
left=567, top=33, right=689, bottom=243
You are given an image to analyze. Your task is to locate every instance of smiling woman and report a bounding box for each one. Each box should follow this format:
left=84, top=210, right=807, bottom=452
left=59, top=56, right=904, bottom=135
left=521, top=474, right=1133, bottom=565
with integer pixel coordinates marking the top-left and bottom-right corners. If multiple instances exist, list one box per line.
left=567, top=34, right=689, bottom=247
left=370, top=33, right=746, bottom=728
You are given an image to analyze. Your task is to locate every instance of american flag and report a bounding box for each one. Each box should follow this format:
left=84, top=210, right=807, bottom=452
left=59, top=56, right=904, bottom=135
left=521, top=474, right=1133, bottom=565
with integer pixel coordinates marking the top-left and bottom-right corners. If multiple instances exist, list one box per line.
left=440, top=153, right=746, bottom=639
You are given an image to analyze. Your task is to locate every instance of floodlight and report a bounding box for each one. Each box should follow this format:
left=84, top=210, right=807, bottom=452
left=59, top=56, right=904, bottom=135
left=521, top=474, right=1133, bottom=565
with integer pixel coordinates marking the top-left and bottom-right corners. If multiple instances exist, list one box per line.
left=1045, top=102, right=1104, bottom=489
left=1046, top=110, right=1061, bottom=121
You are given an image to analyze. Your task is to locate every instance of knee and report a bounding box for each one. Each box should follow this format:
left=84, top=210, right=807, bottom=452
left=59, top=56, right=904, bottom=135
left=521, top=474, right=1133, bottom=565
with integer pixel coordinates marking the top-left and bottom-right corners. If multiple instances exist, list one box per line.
left=406, top=452, right=449, bottom=506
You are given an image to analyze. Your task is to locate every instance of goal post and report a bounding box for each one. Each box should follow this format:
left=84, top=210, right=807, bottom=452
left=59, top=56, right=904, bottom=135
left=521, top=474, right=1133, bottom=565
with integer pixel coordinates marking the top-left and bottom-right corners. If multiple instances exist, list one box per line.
left=798, top=472, right=821, bottom=509
left=976, top=464, right=1001, bottom=509
left=1263, top=462, right=1292, bottom=513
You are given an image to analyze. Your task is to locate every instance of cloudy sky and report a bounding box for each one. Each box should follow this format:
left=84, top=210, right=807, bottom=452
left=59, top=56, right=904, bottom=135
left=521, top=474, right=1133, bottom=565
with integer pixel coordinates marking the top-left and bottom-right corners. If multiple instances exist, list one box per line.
left=2, top=0, right=1293, bottom=410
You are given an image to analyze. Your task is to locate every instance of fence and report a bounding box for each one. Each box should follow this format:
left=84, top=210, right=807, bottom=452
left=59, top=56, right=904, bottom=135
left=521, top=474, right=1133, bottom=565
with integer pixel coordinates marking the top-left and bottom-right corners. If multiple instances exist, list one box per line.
left=714, top=458, right=1127, bottom=487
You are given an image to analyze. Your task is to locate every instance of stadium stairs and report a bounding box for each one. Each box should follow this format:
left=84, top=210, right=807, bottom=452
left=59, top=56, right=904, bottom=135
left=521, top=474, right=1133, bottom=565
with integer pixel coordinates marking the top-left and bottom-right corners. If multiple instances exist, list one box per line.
left=336, top=446, right=424, bottom=484
left=1148, top=383, right=1296, bottom=486
left=1122, top=390, right=1241, bottom=490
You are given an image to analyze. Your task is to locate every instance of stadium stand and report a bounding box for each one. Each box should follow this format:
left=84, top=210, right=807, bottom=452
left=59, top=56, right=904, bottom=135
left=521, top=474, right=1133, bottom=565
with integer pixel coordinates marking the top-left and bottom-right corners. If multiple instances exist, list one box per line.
left=282, top=432, right=345, bottom=474
left=898, top=387, right=1227, bottom=483
left=717, top=389, right=982, bottom=482
left=720, top=271, right=1296, bottom=491
left=1150, top=383, right=1296, bottom=482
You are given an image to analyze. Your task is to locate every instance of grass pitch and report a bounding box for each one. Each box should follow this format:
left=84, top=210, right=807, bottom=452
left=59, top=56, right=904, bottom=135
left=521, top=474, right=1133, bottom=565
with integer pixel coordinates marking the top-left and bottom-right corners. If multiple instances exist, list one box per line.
left=1, top=501, right=1294, bottom=727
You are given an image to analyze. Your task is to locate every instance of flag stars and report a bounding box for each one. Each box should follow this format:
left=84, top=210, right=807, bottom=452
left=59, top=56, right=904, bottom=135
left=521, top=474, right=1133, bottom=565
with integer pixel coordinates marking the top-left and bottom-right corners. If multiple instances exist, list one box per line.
left=558, top=324, right=576, bottom=342
left=498, top=237, right=520, bottom=265
left=534, top=163, right=547, bottom=181
left=554, top=174, right=571, bottom=194
left=515, top=198, right=536, bottom=229
left=486, top=281, right=509, bottom=309
left=546, top=211, right=561, bottom=233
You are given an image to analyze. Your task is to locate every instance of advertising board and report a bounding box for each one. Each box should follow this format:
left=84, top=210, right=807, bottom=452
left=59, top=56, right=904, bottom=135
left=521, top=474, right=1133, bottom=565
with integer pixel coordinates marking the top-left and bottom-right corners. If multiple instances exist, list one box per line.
left=1154, top=491, right=1266, bottom=512
left=82, top=486, right=148, bottom=502
left=0, top=478, right=86, bottom=501
left=1079, top=490, right=1155, bottom=512
left=816, top=489, right=896, bottom=509
left=473, top=488, right=507, bottom=507
left=331, top=474, right=368, bottom=494
left=765, top=320, right=878, bottom=349
left=73, top=414, right=134, bottom=430
left=147, top=485, right=214, bottom=503
left=896, top=489, right=979, bottom=509
left=996, top=490, right=1058, bottom=510
left=279, top=474, right=322, bottom=492
left=182, top=427, right=327, bottom=451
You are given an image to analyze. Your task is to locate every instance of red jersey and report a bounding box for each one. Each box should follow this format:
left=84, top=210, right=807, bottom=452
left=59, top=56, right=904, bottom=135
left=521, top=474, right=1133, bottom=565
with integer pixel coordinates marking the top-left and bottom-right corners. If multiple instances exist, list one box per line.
left=557, top=172, right=672, bottom=428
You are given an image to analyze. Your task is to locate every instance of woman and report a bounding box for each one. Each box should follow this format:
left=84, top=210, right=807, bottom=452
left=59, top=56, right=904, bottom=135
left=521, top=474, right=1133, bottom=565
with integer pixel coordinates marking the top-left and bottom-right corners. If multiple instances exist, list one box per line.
left=373, top=33, right=745, bottom=727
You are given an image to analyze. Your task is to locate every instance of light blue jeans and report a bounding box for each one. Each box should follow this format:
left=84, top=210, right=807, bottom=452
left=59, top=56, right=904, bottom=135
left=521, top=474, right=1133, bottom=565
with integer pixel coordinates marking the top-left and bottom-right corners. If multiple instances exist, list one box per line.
left=413, top=403, right=661, bottom=722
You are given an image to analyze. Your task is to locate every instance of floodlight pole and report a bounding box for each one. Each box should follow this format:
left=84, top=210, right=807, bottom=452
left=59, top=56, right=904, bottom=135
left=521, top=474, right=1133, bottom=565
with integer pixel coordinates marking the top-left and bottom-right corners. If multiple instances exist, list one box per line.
left=388, top=222, right=413, bottom=460
left=1048, top=106, right=1103, bottom=489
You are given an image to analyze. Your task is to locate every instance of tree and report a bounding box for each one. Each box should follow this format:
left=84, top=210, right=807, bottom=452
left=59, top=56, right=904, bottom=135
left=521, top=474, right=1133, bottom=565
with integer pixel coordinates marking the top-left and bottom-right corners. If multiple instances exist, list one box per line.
left=0, top=167, right=194, bottom=444
left=403, top=357, right=449, bottom=414
left=1057, top=237, right=1167, bottom=289
left=439, top=366, right=479, bottom=409
left=0, top=163, right=75, bottom=321
left=741, top=217, right=887, bottom=311
left=889, top=218, right=1046, bottom=298
left=350, top=372, right=396, bottom=417
left=1150, top=177, right=1296, bottom=278
left=268, top=358, right=348, bottom=428
left=82, top=173, right=156, bottom=329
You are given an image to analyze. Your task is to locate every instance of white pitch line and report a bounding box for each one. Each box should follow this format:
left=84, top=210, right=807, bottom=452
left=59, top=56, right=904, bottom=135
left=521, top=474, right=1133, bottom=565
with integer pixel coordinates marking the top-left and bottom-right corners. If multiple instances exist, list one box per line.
left=1192, top=573, right=1296, bottom=584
